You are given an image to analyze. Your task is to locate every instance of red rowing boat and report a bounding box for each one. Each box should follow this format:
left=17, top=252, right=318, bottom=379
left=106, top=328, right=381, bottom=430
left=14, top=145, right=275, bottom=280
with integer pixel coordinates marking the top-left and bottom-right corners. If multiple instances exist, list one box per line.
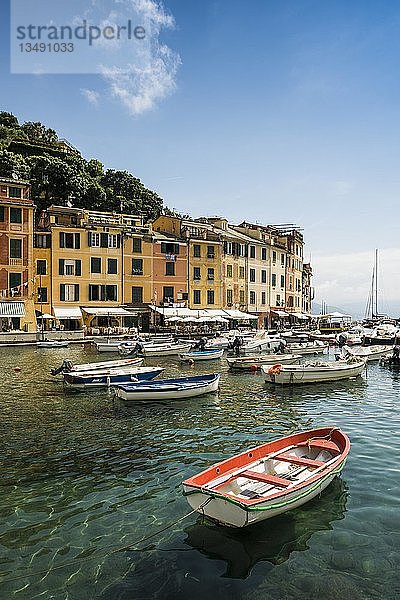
left=183, top=427, right=350, bottom=528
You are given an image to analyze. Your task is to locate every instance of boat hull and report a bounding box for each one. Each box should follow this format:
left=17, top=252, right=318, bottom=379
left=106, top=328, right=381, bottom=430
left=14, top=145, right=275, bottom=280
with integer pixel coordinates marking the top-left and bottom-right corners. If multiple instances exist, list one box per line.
left=183, top=427, right=349, bottom=528
left=180, top=349, right=224, bottom=361
left=344, top=344, right=393, bottom=362
left=37, top=341, right=69, bottom=348
left=94, top=340, right=128, bottom=352
left=184, top=468, right=342, bottom=528
left=115, top=373, right=220, bottom=401
left=226, top=354, right=301, bottom=371
left=63, top=367, right=163, bottom=389
left=262, top=361, right=365, bottom=384
left=71, top=357, right=143, bottom=372
left=285, top=343, right=328, bottom=355
left=142, top=343, right=193, bottom=356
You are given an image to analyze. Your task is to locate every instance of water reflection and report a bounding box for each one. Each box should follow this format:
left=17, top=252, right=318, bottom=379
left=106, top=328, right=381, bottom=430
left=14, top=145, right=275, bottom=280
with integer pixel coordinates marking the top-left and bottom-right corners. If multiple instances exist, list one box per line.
left=183, top=477, right=348, bottom=579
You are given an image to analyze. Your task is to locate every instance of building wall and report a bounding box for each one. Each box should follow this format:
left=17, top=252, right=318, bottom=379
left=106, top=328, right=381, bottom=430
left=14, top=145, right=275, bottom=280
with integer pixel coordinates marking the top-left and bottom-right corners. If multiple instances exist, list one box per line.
left=188, top=238, right=223, bottom=309
left=0, top=178, right=36, bottom=332
left=152, top=238, right=188, bottom=305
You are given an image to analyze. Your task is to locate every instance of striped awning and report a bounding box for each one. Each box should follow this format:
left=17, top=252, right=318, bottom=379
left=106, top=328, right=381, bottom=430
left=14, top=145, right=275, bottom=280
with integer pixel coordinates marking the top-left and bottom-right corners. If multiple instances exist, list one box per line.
left=0, top=301, right=25, bottom=317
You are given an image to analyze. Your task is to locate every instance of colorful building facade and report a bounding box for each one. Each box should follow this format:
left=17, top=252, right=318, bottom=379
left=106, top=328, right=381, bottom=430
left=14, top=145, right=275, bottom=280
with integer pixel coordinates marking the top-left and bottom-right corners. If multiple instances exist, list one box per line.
left=0, top=178, right=36, bottom=332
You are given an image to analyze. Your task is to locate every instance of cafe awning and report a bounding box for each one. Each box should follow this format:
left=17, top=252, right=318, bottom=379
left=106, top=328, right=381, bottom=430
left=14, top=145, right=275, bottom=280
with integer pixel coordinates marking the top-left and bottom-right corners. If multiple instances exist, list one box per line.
left=223, top=309, right=258, bottom=320
left=0, top=301, right=25, bottom=317
left=53, top=306, right=83, bottom=320
left=272, top=310, right=289, bottom=317
left=81, top=307, right=134, bottom=316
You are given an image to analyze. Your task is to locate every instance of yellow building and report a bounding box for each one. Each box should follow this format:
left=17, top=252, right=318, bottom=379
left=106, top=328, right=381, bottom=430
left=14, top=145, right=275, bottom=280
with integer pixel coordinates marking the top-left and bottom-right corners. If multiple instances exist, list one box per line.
left=34, top=206, right=154, bottom=332
left=153, top=216, right=224, bottom=309
left=0, top=177, right=36, bottom=333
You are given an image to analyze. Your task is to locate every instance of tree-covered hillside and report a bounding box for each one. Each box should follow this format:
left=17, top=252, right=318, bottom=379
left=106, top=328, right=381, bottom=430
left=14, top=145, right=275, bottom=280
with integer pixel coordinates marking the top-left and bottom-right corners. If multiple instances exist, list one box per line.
left=0, top=111, right=169, bottom=222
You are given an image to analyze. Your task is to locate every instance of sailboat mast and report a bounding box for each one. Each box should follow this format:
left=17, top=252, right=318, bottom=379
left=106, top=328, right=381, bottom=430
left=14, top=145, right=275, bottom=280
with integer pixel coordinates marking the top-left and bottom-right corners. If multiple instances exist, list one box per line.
left=375, top=249, right=378, bottom=318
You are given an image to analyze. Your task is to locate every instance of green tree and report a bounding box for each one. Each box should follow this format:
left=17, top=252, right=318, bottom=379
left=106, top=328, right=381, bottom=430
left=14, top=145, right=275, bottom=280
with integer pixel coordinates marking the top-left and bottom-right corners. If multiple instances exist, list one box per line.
left=99, top=169, right=164, bottom=220
left=0, top=112, right=19, bottom=128
left=0, top=150, right=29, bottom=179
left=21, top=122, right=58, bottom=145
left=87, top=158, right=104, bottom=179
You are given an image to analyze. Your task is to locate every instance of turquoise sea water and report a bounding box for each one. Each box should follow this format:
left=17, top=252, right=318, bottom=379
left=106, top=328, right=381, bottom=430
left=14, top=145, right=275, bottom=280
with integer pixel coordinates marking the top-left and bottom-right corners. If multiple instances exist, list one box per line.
left=0, top=344, right=399, bottom=599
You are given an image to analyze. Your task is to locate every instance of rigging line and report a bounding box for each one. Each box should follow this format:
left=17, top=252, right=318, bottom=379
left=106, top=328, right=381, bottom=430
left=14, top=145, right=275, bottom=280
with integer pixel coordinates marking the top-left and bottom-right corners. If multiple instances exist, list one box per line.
left=0, top=503, right=210, bottom=586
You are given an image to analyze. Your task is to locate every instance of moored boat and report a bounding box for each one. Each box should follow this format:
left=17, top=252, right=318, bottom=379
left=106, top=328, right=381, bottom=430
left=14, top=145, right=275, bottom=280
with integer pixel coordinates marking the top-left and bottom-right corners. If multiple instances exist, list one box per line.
left=94, top=339, right=131, bottom=352
left=114, top=373, right=220, bottom=401
left=51, top=356, right=144, bottom=375
left=285, top=341, right=328, bottom=355
left=182, top=427, right=350, bottom=528
left=262, top=358, right=365, bottom=385
left=180, top=348, right=224, bottom=362
left=141, top=342, right=194, bottom=357
left=37, top=340, right=70, bottom=348
left=342, top=344, right=393, bottom=362
left=63, top=366, right=163, bottom=390
left=226, top=354, right=301, bottom=371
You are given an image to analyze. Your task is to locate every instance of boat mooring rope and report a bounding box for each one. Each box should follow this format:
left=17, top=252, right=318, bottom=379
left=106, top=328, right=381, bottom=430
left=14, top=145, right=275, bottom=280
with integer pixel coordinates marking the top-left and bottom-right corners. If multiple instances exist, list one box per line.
left=0, top=499, right=212, bottom=585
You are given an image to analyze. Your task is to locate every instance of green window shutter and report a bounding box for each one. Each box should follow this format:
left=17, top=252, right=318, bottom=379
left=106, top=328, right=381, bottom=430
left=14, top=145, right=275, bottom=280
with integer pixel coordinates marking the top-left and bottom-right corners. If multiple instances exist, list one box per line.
left=60, top=284, right=65, bottom=301
left=100, top=233, right=108, bottom=248
left=59, top=259, right=65, bottom=275
left=74, top=233, right=80, bottom=249
left=59, top=232, right=65, bottom=248
left=74, top=284, right=79, bottom=301
left=75, top=260, right=81, bottom=276
left=87, top=232, right=92, bottom=247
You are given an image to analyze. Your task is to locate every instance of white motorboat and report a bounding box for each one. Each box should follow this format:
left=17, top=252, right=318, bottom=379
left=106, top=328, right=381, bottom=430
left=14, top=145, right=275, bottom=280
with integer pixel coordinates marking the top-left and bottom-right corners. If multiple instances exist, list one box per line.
left=51, top=356, right=144, bottom=375
left=226, top=354, right=301, bottom=371
left=94, top=339, right=131, bottom=352
left=206, top=337, right=230, bottom=349
left=37, top=340, right=70, bottom=348
left=341, top=344, right=393, bottom=362
left=285, top=341, right=328, bottom=355
left=262, top=358, right=366, bottom=385
left=142, top=342, right=194, bottom=357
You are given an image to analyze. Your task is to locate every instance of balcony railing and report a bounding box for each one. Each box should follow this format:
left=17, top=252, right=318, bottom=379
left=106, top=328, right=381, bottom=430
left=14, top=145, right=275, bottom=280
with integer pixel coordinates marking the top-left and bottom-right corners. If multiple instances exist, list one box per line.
left=9, top=258, right=23, bottom=266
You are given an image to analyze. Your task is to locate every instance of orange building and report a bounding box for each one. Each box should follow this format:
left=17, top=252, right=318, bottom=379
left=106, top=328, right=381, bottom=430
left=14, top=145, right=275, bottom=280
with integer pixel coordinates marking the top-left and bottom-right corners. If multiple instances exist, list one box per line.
left=0, top=177, right=36, bottom=332
left=151, top=231, right=188, bottom=306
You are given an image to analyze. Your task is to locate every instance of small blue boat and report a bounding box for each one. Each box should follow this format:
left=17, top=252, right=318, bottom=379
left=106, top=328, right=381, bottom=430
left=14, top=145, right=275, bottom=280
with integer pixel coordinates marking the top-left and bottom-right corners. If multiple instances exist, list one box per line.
left=63, top=366, right=164, bottom=390
left=115, top=373, right=221, bottom=401
left=180, top=348, right=224, bottom=362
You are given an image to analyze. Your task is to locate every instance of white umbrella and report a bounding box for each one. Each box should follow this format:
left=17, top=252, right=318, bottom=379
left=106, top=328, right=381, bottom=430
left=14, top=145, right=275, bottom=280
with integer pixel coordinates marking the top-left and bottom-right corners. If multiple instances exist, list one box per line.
left=214, top=316, right=229, bottom=323
left=182, top=316, right=197, bottom=322
left=37, top=313, right=54, bottom=319
left=167, top=316, right=182, bottom=322
left=198, top=316, right=212, bottom=322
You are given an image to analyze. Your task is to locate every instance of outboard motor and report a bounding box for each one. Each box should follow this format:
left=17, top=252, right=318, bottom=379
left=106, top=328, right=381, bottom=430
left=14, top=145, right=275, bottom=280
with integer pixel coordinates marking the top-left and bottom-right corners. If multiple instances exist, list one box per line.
left=51, top=359, right=73, bottom=375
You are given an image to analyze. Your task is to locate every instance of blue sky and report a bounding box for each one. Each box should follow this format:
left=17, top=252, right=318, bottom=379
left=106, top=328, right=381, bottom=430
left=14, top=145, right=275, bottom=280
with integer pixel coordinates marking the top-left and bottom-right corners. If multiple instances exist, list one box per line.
left=2, top=0, right=400, bottom=315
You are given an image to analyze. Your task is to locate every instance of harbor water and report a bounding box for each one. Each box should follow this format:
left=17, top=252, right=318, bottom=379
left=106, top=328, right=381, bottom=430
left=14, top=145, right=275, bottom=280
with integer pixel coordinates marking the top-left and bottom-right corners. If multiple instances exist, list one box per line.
left=0, top=344, right=399, bottom=599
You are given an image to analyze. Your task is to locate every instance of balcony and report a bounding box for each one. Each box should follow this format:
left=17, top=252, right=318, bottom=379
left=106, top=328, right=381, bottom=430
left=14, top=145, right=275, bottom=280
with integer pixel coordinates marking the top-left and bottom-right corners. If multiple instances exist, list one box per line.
left=9, top=258, right=23, bottom=266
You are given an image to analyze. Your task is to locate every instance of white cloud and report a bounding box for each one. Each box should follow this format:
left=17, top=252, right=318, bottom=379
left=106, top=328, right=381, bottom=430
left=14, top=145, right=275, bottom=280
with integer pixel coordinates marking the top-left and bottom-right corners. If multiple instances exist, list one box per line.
left=81, top=88, right=100, bottom=105
left=79, top=0, right=180, bottom=115
left=101, top=44, right=180, bottom=115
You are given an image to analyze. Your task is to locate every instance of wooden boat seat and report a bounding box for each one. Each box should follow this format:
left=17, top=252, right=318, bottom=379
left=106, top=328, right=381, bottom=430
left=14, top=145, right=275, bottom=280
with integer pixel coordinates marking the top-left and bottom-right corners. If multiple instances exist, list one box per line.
left=298, top=439, right=341, bottom=454
left=274, top=453, right=325, bottom=468
left=242, top=470, right=291, bottom=488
